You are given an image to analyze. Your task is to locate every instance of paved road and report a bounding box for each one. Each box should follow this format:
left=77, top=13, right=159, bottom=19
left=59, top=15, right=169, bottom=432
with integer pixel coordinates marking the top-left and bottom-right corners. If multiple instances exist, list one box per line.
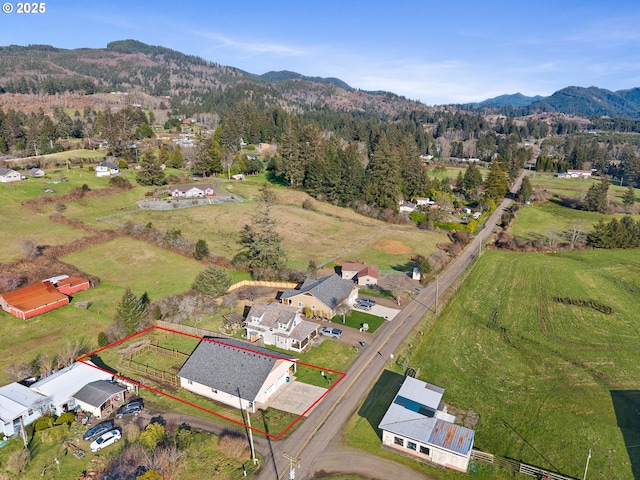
left=255, top=172, right=527, bottom=480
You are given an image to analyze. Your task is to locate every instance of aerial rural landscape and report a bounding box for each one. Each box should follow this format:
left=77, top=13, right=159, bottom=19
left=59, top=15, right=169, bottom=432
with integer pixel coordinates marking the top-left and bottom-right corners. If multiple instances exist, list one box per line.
left=0, top=2, right=639, bottom=480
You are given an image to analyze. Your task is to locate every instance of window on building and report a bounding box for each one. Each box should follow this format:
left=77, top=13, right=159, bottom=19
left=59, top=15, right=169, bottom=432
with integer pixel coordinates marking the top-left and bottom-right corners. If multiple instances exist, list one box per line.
left=187, top=380, right=193, bottom=385
left=407, top=441, right=417, bottom=450
left=298, top=302, right=304, bottom=307
left=394, top=437, right=404, bottom=446
left=420, top=445, right=430, bottom=455
left=211, top=388, right=217, bottom=394
left=27, top=409, right=33, bottom=416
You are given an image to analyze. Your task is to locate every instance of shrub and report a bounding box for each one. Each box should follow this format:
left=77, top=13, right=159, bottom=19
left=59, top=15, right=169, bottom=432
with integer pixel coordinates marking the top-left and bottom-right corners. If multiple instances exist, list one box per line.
left=302, top=198, right=314, bottom=210
left=54, top=412, right=76, bottom=425
left=97, top=331, right=109, bottom=347
left=139, top=423, right=166, bottom=450
left=34, top=416, right=54, bottom=431
left=40, top=424, right=68, bottom=444
left=218, top=430, right=250, bottom=460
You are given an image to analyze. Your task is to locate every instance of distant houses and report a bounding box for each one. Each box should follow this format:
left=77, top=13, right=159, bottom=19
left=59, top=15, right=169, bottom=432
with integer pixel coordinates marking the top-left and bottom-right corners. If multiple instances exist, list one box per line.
left=557, top=170, right=593, bottom=179
left=169, top=184, right=215, bottom=198
left=95, top=161, right=120, bottom=177
left=0, top=168, right=21, bottom=183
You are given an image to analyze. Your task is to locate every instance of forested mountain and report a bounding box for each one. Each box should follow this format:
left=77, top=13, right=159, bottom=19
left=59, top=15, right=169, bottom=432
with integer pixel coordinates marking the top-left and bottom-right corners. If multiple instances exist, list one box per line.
left=471, top=87, right=640, bottom=119
left=0, top=40, right=422, bottom=116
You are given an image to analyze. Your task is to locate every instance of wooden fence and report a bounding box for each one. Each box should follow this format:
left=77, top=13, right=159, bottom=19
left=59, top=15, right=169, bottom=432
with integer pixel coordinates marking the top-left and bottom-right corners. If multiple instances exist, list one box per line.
left=227, top=280, right=297, bottom=292
left=154, top=320, right=225, bottom=339
left=118, top=356, right=180, bottom=387
left=470, top=450, right=577, bottom=480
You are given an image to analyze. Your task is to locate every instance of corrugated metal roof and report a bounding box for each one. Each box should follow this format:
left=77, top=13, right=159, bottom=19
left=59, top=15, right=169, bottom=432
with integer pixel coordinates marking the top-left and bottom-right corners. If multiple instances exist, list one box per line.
left=428, top=418, right=475, bottom=456
left=1, top=281, right=68, bottom=312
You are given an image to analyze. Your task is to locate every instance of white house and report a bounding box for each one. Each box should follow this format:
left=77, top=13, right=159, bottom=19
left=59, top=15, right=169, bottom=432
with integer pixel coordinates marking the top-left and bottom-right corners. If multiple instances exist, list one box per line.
left=245, top=302, right=319, bottom=352
left=398, top=201, right=417, bottom=213
left=95, top=162, right=120, bottom=177
left=29, top=362, right=113, bottom=416
left=341, top=262, right=379, bottom=287
left=177, top=338, right=296, bottom=413
left=0, top=383, right=48, bottom=437
left=414, top=197, right=435, bottom=207
left=168, top=184, right=215, bottom=198
left=0, top=168, right=21, bottom=183
left=567, top=169, right=592, bottom=178
left=379, top=376, right=475, bottom=472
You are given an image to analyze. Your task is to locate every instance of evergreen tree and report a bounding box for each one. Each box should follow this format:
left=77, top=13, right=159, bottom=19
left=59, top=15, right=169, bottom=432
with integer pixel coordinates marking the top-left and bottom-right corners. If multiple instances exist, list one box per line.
left=193, top=239, right=209, bottom=260
left=136, top=149, right=166, bottom=186
left=169, top=145, right=185, bottom=169
left=192, top=266, right=232, bottom=297
left=462, top=163, right=483, bottom=199
left=484, top=161, right=508, bottom=202
left=584, top=178, right=610, bottom=213
left=622, top=185, right=636, bottom=206
left=236, top=183, right=287, bottom=279
left=116, top=287, right=147, bottom=335
left=363, top=135, right=401, bottom=209
left=518, top=175, right=533, bottom=203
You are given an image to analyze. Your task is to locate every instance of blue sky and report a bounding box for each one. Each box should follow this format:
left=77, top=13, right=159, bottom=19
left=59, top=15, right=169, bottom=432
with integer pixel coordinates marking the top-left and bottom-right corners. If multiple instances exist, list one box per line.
left=1, top=0, right=640, bottom=104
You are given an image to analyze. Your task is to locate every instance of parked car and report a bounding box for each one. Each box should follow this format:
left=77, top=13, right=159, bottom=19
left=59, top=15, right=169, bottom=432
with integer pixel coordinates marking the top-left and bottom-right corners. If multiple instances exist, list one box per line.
left=355, top=304, right=371, bottom=311
left=90, top=429, right=121, bottom=452
left=358, top=298, right=376, bottom=305
left=116, top=399, right=143, bottom=418
left=83, top=420, right=115, bottom=441
left=319, top=327, right=343, bottom=339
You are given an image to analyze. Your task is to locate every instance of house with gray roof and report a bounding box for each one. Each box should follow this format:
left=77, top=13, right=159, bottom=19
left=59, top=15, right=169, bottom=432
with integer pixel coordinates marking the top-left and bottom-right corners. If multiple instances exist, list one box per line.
left=0, top=168, right=21, bottom=183
left=245, top=302, right=319, bottom=352
left=379, top=376, right=475, bottom=472
left=71, top=380, right=127, bottom=419
left=280, top=274, right=358, bottom=319
left=95, top=161, right=119, bottom=177
left=177, top=338, right=296, bottom=412
left=168, top=183, right=215, bottom=198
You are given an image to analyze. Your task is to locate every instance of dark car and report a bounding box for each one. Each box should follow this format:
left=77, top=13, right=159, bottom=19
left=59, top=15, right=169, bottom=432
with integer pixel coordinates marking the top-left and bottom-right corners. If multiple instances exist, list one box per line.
left=319, top=327, right=343, bottom=339
left=83, top=419, right=115, bottom=441
left=116, top=399, right=143, bottom=418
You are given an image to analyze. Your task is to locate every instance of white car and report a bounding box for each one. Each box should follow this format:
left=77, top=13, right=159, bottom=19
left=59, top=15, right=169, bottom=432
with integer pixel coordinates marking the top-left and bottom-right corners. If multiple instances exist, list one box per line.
left=90, top=429, right=121, bottom=452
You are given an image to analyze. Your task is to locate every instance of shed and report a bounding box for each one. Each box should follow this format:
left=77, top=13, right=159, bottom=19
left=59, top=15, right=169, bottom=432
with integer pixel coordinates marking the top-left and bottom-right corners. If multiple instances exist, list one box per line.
left=71, top=380, right=127, bottom=419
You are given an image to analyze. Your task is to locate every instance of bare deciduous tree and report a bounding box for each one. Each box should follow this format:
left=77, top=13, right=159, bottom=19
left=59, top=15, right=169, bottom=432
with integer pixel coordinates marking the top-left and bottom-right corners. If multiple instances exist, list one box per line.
left=20, top=239, right=41, bottom=259
left=4, top=362, right=34, bottom=381
left=566, top=222, right=586, bottom=249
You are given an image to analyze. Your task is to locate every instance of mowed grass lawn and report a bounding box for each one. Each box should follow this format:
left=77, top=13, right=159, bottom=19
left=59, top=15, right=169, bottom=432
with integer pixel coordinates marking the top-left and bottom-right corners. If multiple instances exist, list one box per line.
left=374, top=249, right=640, bottom=480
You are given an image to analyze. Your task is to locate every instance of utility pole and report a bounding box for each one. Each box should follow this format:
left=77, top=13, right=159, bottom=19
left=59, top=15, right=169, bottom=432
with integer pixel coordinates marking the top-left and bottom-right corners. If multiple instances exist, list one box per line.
left=435, top=276, right=438, bottom=315
left=246, top=406, right=257, bottom=465
left=583, top=448, right=591, bottom=480
left=283, top=452, right=300, bottom=480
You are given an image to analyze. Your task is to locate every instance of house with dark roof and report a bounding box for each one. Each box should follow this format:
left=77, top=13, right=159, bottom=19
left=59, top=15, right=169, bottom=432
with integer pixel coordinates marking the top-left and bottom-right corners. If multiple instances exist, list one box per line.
left=29, top=167, right=45, bottom=177
left=0, top=383, right=48, bottom=437
left=245, top=302, right=319, bottom=352
left=0, top=281, right=70, bottom=320
left=71, top=380, right=127, bottom=419
left=177, top=338, right=296, bottom=412
left=0, top=168, right=21, bottom=183
left=341, top=262, right=379, bottom=287
left=379, top=376, right=475, bottom=472
left=281, top=274, right=358, bottom=319
left=95, top=161, right=119, bottom=177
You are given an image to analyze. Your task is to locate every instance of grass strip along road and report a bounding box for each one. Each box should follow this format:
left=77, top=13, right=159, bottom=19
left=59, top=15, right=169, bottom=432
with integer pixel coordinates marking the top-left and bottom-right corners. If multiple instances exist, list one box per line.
left=255, top=171, right=526, bottom=480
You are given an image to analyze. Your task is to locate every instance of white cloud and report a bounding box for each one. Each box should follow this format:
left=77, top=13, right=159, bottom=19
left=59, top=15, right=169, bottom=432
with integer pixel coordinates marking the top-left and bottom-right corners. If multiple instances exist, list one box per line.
left=193, top=30, right=306, bottom=58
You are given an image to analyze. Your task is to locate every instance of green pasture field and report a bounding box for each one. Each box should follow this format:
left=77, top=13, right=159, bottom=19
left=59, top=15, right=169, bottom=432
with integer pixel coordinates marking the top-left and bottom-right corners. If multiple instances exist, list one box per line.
left=62, top=237, right=207, bottom=298
left=426, top=165, right=469, bottom=180
left=529, top=172, right=634, bottom=203
left=509, top=200, right=617, bottom=240
left=390, top=249, right=638, bottom=479
left=9, top=148, right=107, bottom=168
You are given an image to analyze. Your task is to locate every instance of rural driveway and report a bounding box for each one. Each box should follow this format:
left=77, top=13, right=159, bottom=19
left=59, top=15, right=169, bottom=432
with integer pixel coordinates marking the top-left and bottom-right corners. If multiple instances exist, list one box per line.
left=266, top=381, right=327, bottom=416
left=255, top=170, right=527, bottom=480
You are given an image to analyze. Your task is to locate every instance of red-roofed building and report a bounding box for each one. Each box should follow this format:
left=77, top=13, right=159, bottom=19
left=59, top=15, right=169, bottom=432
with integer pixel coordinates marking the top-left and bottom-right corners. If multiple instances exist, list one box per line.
left=341, top=262, right=379, bottom=287
left=0, top=282, right=69, bottom=320
left=54, top=276, right=90, bottom=295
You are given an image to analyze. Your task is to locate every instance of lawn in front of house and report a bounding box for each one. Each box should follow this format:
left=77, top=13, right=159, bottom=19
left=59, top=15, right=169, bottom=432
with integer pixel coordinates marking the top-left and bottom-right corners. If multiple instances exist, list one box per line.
left=330, top=309, right=385, bottom=334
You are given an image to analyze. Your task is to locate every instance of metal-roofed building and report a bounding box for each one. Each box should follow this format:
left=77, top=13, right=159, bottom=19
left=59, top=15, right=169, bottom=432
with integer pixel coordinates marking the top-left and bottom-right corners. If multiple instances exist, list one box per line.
left=177, top=338, right=296, bottom=412
left=0, top=383, right=48, bottom=437
left=0, top=281, right=70, bottom=320
left=378, top=376, right=475, bottom=472
left=280, top=274, right=358, bottom=319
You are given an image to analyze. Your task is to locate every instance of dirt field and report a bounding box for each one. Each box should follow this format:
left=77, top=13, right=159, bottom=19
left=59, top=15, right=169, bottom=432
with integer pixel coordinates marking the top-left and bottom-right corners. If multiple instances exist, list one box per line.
left=370, top=238, right=412, bottom=255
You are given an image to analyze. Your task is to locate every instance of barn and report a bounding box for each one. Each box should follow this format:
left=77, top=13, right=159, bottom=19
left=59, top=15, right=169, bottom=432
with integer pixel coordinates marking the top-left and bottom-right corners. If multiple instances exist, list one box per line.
left=0, top=281, right=69, bottom=320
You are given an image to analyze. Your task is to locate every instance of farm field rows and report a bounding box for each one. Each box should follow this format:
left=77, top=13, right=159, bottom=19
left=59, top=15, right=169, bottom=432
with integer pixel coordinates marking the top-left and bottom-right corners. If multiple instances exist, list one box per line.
left=380, top=249, right=640, bottom=479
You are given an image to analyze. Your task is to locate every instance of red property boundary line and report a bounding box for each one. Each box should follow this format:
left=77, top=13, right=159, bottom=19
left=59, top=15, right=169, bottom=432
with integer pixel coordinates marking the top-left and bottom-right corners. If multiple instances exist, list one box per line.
left=77, top=325, right=346, bottom=439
